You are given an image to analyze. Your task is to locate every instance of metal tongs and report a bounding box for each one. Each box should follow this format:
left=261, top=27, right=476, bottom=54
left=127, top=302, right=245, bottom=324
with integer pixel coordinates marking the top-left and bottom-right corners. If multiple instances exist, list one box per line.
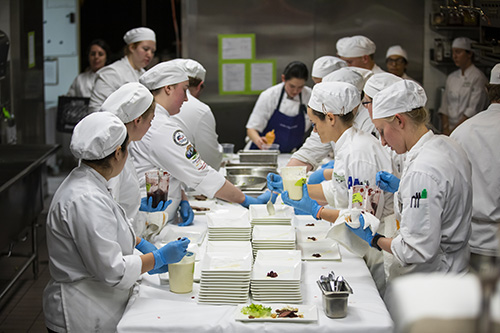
left=316, top=271, right=353, bottom=294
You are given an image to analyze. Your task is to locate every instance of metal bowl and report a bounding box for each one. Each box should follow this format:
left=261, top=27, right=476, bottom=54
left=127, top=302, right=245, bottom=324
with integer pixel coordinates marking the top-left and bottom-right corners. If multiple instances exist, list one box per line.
left=226, top=174, right=267, bottom=191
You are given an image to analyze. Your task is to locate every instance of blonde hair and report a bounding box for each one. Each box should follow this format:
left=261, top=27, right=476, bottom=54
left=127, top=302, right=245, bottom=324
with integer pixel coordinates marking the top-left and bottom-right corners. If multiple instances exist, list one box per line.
left=381, top=107, right=429, bottom=126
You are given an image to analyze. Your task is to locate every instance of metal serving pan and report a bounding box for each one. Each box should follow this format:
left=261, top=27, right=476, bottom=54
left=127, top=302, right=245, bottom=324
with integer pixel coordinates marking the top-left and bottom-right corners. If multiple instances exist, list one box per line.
left=226, top=174, right=267, bottom=191
left=238, top=150, right=279, bottom=164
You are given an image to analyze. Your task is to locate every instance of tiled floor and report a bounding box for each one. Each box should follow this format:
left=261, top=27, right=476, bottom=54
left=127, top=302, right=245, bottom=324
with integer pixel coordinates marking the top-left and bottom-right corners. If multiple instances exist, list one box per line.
left=0, top=174, right=67, bottom=333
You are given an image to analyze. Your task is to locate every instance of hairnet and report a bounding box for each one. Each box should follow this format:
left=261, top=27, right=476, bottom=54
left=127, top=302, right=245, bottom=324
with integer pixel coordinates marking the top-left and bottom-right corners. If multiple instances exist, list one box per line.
left=123, top=27, right=156, bottom=44
left=386, top=45, right=408, bottom=60
left=452, top=37, right=473, bottom=51
left=100, top=82, right=153, bottom=123
left=490, top=63, right=500, bottom=84
left=311, top=56, right=347, bottom=78
left=308, top=82, right=360, bottom=115
left=70, top=112, right=127, bottom=160
left=336, top=36, right=376, bottom=57
left=322, top=67, right=367, bottom=93
left=170, top=58, right=206, bottom=81
left=139, top=61, right=189, bottom=90
left=364, top=73, right=403, bottom=99
left=372, top=80, right=427, bottom=120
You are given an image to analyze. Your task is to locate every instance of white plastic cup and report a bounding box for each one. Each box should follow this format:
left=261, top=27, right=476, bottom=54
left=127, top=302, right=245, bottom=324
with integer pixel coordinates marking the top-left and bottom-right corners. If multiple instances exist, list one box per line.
left=281, top=166, right=307, bottom=200
left=221, top=143, right=235, bottom=154
left=262, top=143, right=280, bottom=151
left=168, top=251, right=196, bottom=293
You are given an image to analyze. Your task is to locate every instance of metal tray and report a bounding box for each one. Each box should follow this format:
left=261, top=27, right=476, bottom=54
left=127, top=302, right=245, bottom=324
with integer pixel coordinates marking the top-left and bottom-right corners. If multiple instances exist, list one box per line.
left=238, top=150, right=279, bottom=164
left=226, top=174, right=267, bottom=191
left=226, top=166, right=277, bottom=179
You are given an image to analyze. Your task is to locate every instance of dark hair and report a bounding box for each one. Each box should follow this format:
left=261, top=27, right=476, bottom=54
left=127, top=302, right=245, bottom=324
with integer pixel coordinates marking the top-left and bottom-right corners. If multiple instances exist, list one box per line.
left=124, top=41, right=140, bottom=56
left=83, top=133, right=129, bottom=170
left=486, top=83, right=500, bottom=103
left=88, top=39, right=111, bottom=65
left=188, top=76, right=203, bottom=88
left=283, top=61, right=309, bottom=81
left=311, top=109, right=355, bottom=125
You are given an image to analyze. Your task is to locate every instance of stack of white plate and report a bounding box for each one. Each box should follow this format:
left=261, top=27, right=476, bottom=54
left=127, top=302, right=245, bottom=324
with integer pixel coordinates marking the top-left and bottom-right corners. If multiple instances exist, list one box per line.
left=206, top=210, right=251, bottom=241
left=198, top=251, right=252, bottom=304
left=295, top=225, right=341, bottom=261
left=250, top=250, right=302, bottom=303
left=252, top=225, right=296, bottom=257
left=249, top=205, right=294, bottom=226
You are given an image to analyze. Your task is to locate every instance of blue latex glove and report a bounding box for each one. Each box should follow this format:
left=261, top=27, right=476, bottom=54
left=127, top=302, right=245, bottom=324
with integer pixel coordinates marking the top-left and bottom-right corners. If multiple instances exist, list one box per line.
left=240, top=191, right=277, bottom=208
left=321, top=160, right=335, bottom=169
left=152, top=237, right=190, bottom=270
left=179, top=200, right=194, bottom=226
left=281, top=184, right=322, bottom=219
left=346, top=214, right=377, bottom=246
left=139, top=196, right=172, bottom=212
left=267, top=173, right=283, bottom=194
left=376, top=171, right=400, bottom=193
left=308, top=169, right=326, bottom=185
left=135, top=238, right=157, bottom=254
left=294, top=207, right=310, bottom=215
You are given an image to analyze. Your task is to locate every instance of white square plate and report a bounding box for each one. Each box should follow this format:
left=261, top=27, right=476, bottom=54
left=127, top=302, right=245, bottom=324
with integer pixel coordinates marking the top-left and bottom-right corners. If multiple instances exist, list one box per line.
left=235, top=304, right=317, bottom=322
left=249, top=205, right=294, bottom=221
left=297, top=241, right=341, bottom=261
left=252, top=259, right=301, bottom=280
left=295, top=225, right=333, bottom=243
left=207, top=241, right=252, bottom=254
left=160, top=225, right=206, bottom=245
left=252, top=225, right=295, bottom=241
left=200, top=252, right=252, bottom=272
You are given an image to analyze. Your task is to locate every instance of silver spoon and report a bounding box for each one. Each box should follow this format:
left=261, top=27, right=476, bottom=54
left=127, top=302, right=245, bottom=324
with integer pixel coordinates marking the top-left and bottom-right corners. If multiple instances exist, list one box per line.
left=266, top=191, right=275, bottom=216
left=320, top=275, right=332, bottom=292
left=328, top=272, right=336, bottom=291
left=335, top=275, right=344, bottom=292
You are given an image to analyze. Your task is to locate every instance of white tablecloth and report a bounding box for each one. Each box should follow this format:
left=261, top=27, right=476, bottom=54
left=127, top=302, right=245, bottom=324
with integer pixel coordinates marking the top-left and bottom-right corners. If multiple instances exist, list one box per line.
left=117, top=196, right=394, bottom=332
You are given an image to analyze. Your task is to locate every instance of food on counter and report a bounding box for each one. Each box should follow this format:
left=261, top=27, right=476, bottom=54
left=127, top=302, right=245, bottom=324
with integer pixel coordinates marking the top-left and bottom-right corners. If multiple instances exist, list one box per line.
left=192, top=206, right=210, bottom=212
left=305, top=223, right=315, bottom=226
left=266, top=270, right=278, bottom=278
left=307, top=236, right=317, bottom=241
left=193, top=194, right=208, bottom=201
left=241, top=303, right=272, bottom=318
left=276, top=306, right=302, bottom=318
left=265, top=129, right=275, bottom=144
left=312, top=253, right=322, bottom=258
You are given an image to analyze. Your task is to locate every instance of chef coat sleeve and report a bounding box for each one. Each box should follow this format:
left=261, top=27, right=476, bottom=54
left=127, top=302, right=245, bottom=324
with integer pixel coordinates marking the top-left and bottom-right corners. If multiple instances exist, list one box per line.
left=463, top=74, right=488, bottom=118
left=246, top=88, right=275, bottom=133
left=89, top=67, right=121, bottom=112
left=151, top=127, right=226, bottom=198
left=195, top=108, right=223, bottom=170
left=391, top=171, right=442, bottom=266
left=291, top=131, right=333, bottom=168
left=67, top=193, right=142, bottom=290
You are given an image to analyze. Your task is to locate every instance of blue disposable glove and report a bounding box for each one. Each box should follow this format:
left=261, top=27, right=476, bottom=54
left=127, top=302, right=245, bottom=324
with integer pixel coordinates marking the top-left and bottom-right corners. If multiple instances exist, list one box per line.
left=267, top=173, right=283, bottom=194
left=321, top=160, right=335, bottom=169
left=152, top=237, right=190, bottom=270
left=308, top=169, right=326, bottom=185
left=240, top=191, right=277, bottom=208
left=294, top=207, right=310, bottom=215
left=135, top=238, right=157, bottom=254
left=346, top=214, right=377, bottom=245
left=140, top=196, right=172, bottom=212
left=376, top=171, right=400, bottom=193
left=179, top=200, right=194, bottom=226
left=281, top=184, right=322, bottom=219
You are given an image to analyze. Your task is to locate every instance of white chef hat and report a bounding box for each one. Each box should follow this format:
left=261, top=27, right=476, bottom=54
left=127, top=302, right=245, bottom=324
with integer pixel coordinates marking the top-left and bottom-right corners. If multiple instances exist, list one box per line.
left=311, top=56, right=347, bottom=79
left=170, top=58, right=206, bottom=81
left=308, top=82, right=360, bottom=115
left=386, top=45, right=408, bottom=60
left=364, top=73, right=403, bottom=99
left=322, top=67, right=366, bottom=93
left=490, top=63, right=500, bottom=84
left=372, top=80, right=427, bottom=120
left=452, top=37, right=473, bottom=51
left=123, top=27, right=156, bottom=45
left=100, top=82, right=153, bottom=123
left=139, top=60, right=189, bottom=90
left=70, top=112, right=127, bottom=160
left=336, top=35, right=376, bottom=58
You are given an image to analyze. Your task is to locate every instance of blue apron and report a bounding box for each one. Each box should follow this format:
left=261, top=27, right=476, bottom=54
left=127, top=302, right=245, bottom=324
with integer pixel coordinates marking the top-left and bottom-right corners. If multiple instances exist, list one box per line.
left=250, top=87, right=307, bottom=153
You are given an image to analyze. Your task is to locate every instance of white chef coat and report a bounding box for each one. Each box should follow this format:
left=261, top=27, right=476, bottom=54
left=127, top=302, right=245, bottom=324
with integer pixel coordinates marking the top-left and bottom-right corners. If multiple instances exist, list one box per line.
left=89, top=56, right=145, bottom=112
left=67, top=70, right=97, bottom=98
left=390, top=130, right=472, bottom=278
left=439, top=64, right=489, bottom=130
left=451, top=103, right=500, bottom=256
left=290, top=105, right=377, bottom=169
left=246, top=82, right=312, bottom=132
left=371, top=64, right=386, bottom=74
left=43, top=164, right=142, bottom=332
left=171, top=90, right=223, bottom=171
left=129, top=104, right=226, bottom=224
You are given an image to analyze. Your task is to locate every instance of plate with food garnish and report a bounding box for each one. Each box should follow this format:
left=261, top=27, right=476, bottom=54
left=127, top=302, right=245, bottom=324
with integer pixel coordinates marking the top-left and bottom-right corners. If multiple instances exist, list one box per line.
left=235, top=303, right=317, bottom=322
left=297, top=240, right=341, bottom=261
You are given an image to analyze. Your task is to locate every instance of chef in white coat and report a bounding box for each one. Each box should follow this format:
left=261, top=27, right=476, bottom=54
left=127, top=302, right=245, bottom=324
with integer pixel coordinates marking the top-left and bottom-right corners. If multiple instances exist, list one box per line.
left=439, top=37, right=489, bottom=135
left=451, top=63, right=500, bottom=271
left=130, top=61, right=272, bottom=226
left=336, top=35, right=386, bottom=74
left=89, top=27, right=156, bottom=112
left=102, top=82, right=170, bottom=236
left=170, top=59, right=223, bottom=170
left=43, top=112, right=189, bottom=332
left=287, top=67, right=377, bottom=181
left=385, top=45, right=414, bottom=81
left=67, top=39, right=110, bottom=97
left=348, top=80, right=471, bottom=283
left=268, top=82, right=393, bottom=293
left=311, top=55, right=347, bottom=84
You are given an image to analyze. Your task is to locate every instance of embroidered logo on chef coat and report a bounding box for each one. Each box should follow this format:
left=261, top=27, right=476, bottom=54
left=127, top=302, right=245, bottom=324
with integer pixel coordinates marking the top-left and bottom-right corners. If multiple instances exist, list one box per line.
left=185, top=144, right=198, bottom=159
left=173, top=130, right=188, bottom=146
